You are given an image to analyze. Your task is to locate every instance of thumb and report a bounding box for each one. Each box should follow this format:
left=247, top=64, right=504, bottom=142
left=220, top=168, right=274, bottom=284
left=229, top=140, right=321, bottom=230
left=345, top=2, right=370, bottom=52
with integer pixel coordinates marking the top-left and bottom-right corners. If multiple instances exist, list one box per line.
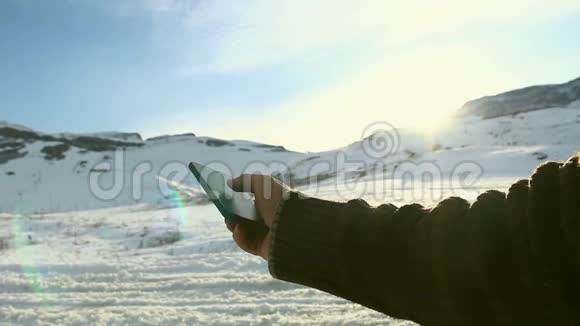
left=229, top=174, right=261, bottom=193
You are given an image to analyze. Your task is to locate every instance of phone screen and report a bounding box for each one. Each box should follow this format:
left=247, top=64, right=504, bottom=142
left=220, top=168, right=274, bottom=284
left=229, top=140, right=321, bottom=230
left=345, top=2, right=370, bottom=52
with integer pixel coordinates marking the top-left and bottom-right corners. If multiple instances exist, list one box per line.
left=188, top=162, right=259, bottom=222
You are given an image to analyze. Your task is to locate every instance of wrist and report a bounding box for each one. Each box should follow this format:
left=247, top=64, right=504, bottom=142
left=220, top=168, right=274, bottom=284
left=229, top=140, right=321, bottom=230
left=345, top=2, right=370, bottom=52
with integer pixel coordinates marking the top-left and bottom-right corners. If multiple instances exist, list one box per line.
left=266, top=190, right=294, bottom=265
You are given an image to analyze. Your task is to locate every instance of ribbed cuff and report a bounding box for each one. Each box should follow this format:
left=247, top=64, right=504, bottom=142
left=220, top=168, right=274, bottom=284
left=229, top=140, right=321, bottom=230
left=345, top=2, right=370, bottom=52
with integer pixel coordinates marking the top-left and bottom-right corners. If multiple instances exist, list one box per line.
left=267, top=192, right=350, bottom=292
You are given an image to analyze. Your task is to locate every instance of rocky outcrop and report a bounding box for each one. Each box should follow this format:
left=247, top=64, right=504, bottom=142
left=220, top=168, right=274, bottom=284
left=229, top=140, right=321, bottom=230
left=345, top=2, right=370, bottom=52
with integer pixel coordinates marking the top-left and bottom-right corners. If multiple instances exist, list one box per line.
left=458, top=76, right=580, bottom=119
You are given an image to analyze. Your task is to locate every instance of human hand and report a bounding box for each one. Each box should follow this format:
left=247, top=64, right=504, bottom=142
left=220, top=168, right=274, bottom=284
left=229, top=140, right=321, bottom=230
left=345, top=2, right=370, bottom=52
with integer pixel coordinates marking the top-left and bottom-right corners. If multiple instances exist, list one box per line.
left=226, top=174, right=290, bottom=260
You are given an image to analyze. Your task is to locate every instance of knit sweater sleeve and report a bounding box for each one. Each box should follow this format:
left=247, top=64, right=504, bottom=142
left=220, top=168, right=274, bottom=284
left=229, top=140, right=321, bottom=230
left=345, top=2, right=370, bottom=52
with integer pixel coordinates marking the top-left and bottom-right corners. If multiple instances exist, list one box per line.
left=267, top=155, right=580, bottom=326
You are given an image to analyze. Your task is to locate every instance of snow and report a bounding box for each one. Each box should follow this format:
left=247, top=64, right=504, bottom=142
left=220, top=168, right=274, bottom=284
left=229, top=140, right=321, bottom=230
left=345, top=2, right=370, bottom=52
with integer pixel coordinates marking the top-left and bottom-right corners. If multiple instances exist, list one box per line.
left=0, top=192, right=406, bottom=325
left=0, top=161, right=524, bottom=325
left=0, top=167, right=527, bottom=324
left=568, top=99, right=580, bottom=109
left=283, top=108, right=580, bottom=184
left=2, top=107, right=577, bottom=215
left=0, top=106, right=578, bottom=324
left=0, top=137, right=303, bottom=214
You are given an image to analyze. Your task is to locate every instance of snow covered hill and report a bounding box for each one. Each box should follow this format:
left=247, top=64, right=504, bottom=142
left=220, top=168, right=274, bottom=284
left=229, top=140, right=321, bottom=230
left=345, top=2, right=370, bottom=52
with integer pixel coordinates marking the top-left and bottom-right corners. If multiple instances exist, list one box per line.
left=458, top=76, right=580, bottom=118
left=0, top=122, right=304, bottom=214
left=2, top=104, right=579, bottom=215
left=280, top=107, right=580, bottom=190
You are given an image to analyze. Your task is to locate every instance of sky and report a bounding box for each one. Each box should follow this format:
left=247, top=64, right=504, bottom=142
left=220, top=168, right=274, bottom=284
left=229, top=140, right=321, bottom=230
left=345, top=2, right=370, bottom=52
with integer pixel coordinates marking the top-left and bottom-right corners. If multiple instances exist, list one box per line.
left=1, top=0, right=580, bottom=151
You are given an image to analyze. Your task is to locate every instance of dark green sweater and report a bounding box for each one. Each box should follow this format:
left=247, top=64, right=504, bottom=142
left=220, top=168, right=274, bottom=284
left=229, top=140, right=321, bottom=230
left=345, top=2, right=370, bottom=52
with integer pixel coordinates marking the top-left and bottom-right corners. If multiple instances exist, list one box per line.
left=268, top=155, right=580, bottom=326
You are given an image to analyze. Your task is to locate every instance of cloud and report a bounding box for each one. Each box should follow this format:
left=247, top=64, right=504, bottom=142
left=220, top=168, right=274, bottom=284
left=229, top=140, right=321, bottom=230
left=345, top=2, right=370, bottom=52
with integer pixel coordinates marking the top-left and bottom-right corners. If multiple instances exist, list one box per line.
left=95, top=0, right=580, bottom=75
left=197, top=44, right=518, bottom=151
left=188, top=0, right=389, bottom=73
left=194, top=39, right=580, bottom=152
left=171, top=0, right=580, bottom=74
left=125, top=0, right=580, bottom=151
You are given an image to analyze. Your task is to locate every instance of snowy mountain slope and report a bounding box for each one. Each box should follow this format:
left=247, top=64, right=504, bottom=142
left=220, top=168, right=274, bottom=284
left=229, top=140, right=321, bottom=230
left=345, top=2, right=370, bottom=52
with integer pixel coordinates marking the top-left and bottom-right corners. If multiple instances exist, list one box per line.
left=281, top=107, right=580, bottom=186
left=0, top=123, right=304, bottom=214
left=458, top=76, right=580, bottom=118
left=2, top=101, right=579, bottom=215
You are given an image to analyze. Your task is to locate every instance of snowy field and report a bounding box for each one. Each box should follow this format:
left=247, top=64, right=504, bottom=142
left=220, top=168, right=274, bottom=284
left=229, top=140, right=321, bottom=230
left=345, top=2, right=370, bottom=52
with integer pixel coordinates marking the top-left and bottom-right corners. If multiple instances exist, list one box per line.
left=0, top=176, right=517, bottom=325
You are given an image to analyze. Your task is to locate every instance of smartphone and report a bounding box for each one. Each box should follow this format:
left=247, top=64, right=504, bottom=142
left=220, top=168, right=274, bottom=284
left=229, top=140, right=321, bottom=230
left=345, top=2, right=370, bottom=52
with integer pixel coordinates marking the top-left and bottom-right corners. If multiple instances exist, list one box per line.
left=188, top=162, right=259, bottom=223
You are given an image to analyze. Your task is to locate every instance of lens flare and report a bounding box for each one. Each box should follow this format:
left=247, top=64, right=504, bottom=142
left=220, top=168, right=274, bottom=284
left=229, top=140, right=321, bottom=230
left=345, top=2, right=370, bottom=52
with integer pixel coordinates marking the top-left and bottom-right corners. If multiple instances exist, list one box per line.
left=157, top=176, right=204, bottom=226
left=12, top=216, right=48, bottom=305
